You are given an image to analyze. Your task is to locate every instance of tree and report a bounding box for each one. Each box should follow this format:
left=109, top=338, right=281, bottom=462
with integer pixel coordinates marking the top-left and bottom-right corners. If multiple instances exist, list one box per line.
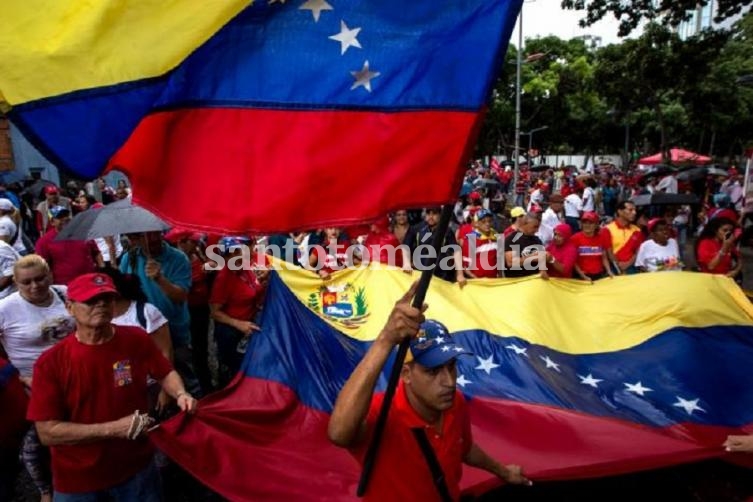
left=560, top=0, right=752, bottom=37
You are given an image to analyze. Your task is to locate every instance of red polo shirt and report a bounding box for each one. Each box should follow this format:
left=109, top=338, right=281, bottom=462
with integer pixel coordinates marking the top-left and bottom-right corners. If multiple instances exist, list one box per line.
left=351, top=381, right=472, bottom=501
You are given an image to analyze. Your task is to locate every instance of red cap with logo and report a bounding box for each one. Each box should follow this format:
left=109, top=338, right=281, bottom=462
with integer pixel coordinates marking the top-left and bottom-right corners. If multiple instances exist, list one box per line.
left=67, top=273, right=118, bottom=303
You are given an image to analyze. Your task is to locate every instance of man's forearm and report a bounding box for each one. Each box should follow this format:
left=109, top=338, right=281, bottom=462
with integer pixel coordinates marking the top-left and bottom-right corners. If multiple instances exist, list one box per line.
left=328, top=336, right=394, bottom=447
left=155, top=275, right=188, bottom=303
left=35, top=420, right=124, bottom=446
left=160, top=370, right=188, bottom=399
left=464, top=443, right=504, bottom=477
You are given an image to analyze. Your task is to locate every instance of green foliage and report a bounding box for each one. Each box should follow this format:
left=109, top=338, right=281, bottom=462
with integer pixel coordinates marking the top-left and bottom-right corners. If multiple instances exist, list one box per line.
left=560, top=0, right=752, bottom=37
left=479, top=15, right=753, bottom=161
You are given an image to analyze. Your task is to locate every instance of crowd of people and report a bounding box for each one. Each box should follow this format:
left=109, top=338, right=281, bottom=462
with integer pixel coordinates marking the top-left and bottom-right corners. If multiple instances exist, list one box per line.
left=0, top=160, right=750, bottom=500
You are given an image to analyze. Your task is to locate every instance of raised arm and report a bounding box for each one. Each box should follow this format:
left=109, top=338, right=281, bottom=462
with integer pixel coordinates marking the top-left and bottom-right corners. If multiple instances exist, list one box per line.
left=328, top=282, right=425, bottom=448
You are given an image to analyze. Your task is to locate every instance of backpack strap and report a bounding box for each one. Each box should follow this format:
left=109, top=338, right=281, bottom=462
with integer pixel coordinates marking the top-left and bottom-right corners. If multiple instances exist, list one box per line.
left=411, top=428, right=453, bottom=502
left=136, top=300, right=147, bottom=330
left=51, top=286, right=66, bottom=304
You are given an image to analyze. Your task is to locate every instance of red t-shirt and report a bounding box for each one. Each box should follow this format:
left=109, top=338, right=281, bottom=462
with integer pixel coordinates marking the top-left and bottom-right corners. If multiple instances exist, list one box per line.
left=696, top=238, right=737, bottom=274
left=546, top=241, right=578, bottom=278
left=571, top=231, right=609, bottom=275
left=310, top=239, right=351, bottom=274
left=35, top=228, right=99, bottom=285
left=603, top=221, right=644, bottom=262
left=363, top=231, right=403, bottom=267
left=461, top=231, right=499, bottom=278
left=209, top=267, right=263, bottom=321
left=26, top=327, right=173, bottom=493
left=456, top=223, right=475, bottom=246
left=0, top=358, right=29, bottom=452
left=350, top=381, right=472, bottom=502
left=187, top=257, right=210, bottom=307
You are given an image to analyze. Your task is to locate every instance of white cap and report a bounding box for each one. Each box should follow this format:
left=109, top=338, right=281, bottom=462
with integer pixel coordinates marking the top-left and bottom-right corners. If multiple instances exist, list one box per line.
left=0, top=199, right=15, bottom=212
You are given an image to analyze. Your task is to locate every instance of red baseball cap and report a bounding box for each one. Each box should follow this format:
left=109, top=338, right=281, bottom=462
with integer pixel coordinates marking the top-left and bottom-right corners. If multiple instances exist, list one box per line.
left=67, top=273, right=118, bottom=303
left=43, top=185, right=59, bottom=195
left=581, top=211, right=599, bottom=223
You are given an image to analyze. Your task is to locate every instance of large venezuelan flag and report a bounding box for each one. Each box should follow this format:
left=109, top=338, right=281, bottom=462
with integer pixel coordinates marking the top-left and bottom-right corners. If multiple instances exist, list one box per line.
left=152, top=266, right=753, bottom=501
left=0, top=1, right=521, bottom=234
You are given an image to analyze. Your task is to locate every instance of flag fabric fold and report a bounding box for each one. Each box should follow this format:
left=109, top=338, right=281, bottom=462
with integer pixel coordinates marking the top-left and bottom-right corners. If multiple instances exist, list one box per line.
left=0, top=1, right=522, bottom=233
left=151, top=267, right=753, bottom=501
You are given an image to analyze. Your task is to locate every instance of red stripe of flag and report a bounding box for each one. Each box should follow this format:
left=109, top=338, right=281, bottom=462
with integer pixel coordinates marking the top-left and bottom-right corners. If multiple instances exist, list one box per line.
left=111, top=108, right=483, bottom=233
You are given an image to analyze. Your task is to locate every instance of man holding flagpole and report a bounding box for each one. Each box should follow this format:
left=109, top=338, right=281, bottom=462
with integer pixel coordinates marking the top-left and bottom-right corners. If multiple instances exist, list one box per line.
left=328, top=282, right=531, bottom=501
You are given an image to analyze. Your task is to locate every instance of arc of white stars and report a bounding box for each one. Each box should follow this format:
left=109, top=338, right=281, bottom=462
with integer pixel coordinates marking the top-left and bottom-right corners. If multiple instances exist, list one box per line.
left=299, top=0, right=332, bottom=22
left=457, top=375, right=472, bottom=388
left=505, top=344, right=528, bottom=357
left=539, top=355, right=561, bottom=372
left=578, top=374, right=603, bottom=388
left=350, top=60, right=381, bottom=92
left=624, top=381, right=652, bottom=396
left=329, top=20, right=362, bottom=55
left=673, top=396, right=705, bottom=416
left=475, top=355, right=500, bottom=375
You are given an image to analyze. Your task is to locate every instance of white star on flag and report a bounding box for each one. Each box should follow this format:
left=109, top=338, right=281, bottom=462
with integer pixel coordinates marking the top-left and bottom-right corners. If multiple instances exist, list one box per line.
left=505, top=344, right=528, bottom=357
left=417, top=336, right=427, bottom=343
left=453, top=346, right=465, bottom=353
left=329, top=20, right=362, bottom=55
left=673, top=396, right=705, bottom=415
left=539, top=355, right=561, bottom=372
left=441, top=345, right=451, bottom=353
left=578, top=374, right=603, bottom=388
left=457, top=375, right=472, bottom=388
left=299, top=0, right=332, bottom=22
left=350, top=60, right=381, bottom=92
left=475, top=355, right=500, bottom=375
left=624, top=381, right=652, bottom=396
left=434, top=336, right=445, bottom=344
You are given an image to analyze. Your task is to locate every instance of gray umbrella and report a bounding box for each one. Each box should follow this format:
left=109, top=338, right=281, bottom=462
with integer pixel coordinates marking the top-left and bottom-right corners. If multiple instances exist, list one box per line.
left=56, top=199, right=170, bottom=241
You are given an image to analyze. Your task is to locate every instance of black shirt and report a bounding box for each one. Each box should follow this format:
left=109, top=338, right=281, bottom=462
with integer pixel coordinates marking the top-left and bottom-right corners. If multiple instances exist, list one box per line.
left=502, top=232, right=544, bottom=278
left=404, top=223, right=459, bottom=282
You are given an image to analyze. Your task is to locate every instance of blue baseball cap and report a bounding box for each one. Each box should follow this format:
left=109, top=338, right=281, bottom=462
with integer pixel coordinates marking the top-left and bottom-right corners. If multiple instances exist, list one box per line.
left=408, top=320, right=472, bottom=369
left=49, top=206, right=70, bottom=219
left=218, top=235, right=251, bottom=251
left=476, top=209, right=493, bottom=221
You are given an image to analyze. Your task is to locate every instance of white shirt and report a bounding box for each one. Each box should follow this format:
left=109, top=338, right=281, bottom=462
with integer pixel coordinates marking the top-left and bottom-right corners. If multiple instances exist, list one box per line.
left=95, top=236, right=124, bottom=264
left=0, top=241, right=20, bottom=300
left=527, top=189, right=544, bottom=211
left=581, top=187, right=596, bottom=212
left=537, top=208, right=562, bottom=246
left=0, top=215, right=25, bottom=254
left=112, top=300, right=168, bottom=335
left=0, top=287, right=74, bottom=377
left=656, top=175, right=678, bottom=194
left=564, top=194, right=583, bottom=218
left=635, top=238, right=681, bottom=272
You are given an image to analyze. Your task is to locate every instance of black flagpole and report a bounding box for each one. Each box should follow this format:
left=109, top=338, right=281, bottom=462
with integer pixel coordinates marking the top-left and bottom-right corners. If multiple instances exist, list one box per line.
left=356, top=203, right=456, bottom=496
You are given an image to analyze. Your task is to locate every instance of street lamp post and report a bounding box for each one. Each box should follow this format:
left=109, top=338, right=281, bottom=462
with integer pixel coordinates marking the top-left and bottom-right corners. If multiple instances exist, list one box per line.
left=522, top=125, right=548, bottom=160
left=513, top=8, right=523, bottom=198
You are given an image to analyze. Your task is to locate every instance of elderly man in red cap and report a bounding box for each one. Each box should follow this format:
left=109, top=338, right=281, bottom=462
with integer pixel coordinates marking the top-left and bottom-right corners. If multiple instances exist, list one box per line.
left=27, top=272, right=197, bottom=501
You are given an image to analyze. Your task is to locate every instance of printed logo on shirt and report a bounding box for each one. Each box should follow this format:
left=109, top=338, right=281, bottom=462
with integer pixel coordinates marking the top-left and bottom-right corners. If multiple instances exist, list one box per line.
left=113, top=360, right=133, bottom=387
left=40, top=317, right=76, bottom=342
left=577, top=246, right=603, bottom=257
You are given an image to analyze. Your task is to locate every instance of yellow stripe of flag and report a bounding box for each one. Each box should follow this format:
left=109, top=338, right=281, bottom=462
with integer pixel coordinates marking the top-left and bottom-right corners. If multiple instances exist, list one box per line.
left=276, top=261, right=753, bottom=354
left=0, top=0, right=250, bottom=105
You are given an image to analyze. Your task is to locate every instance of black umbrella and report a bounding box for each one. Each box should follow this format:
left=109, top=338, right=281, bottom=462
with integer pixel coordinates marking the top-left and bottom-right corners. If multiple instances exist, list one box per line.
left=529, top=164, right=552, bottom=172
left=631, top=193, right=700, bottom=206
left=56, top=199, right=170, bottom=240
